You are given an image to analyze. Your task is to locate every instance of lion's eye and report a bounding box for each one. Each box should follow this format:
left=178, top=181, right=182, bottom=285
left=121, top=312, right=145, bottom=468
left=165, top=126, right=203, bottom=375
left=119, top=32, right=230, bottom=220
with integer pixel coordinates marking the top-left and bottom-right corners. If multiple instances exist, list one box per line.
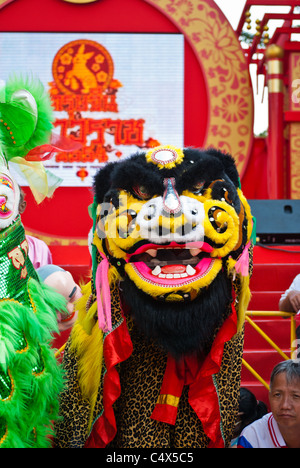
left=133, top=185, right=151, bottom=200
left=192, top=182, right=205, bottom=195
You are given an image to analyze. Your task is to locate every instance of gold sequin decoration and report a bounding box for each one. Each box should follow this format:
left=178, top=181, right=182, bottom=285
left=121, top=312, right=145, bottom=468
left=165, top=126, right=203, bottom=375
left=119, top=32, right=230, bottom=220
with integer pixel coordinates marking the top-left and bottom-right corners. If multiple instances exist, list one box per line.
left=0, top=417, right=8, bottom=446
left=32, top=347, right=45, bottom=377
left=15, top=333, right=29, bottom=354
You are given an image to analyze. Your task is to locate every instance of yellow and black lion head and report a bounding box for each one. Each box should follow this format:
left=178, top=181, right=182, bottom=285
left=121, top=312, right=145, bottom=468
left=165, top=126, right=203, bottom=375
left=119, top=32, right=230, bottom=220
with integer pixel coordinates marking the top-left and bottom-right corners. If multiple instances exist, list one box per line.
left=92, top=145, right=253, bottom=357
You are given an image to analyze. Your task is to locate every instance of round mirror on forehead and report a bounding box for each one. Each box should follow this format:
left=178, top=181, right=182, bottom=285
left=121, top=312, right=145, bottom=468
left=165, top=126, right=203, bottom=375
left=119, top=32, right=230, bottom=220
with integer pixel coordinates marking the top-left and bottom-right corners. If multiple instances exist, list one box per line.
left=152, top=149, right=177, bottom=165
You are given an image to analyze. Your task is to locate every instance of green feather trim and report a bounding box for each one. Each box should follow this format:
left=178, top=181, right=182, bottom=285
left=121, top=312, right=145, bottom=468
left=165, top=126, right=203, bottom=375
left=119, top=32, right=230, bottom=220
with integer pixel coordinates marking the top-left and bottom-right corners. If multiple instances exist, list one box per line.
left=0, top=278, right=65, bottom=448
left=0, top=75, right=54, bottom=160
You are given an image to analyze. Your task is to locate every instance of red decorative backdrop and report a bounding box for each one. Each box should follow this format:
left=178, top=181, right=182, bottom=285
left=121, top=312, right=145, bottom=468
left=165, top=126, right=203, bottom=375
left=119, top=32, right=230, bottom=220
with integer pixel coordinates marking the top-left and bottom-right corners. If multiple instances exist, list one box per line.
left=0, top=0, right=259, bottom=250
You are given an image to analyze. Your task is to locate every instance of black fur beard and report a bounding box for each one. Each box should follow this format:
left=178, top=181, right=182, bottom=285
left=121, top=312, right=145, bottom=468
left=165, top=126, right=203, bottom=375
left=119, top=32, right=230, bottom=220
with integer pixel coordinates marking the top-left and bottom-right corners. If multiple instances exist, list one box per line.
left=121, top=271, right=233, bottom=361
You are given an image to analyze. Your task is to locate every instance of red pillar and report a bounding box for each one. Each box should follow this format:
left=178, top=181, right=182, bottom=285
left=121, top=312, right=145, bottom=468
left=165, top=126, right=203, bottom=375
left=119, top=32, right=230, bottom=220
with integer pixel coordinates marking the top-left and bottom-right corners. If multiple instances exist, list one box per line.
left=265, top=44, right=285, bottom=199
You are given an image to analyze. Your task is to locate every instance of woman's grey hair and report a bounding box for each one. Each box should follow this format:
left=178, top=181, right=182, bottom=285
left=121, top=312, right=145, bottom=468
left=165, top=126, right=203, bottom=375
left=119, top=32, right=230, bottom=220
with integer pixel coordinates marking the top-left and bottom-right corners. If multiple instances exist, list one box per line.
left=270, top=360, right=300, bottom=388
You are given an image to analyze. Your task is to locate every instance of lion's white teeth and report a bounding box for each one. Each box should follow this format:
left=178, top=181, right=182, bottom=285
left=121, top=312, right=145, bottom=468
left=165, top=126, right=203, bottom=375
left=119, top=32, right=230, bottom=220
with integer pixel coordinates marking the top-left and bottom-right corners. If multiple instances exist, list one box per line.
left=186, top=265, right=196, bottom=276
left=152, top=266, right=161, bottom=276
left=157, top=272, right=190, bottom=279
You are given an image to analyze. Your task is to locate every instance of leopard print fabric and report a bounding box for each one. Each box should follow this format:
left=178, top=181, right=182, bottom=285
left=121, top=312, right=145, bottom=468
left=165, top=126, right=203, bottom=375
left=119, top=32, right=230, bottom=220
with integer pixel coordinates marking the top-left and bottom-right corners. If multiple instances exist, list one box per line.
left=54, top=281, right=124, bottom=448
left=54, top=340, right=91, bottom=448
left=108, top=318, right=244, bottom=448
left=108, top=319, right=209, bottom=448
left=214, top=329, right=244, bottom=445
left=55, top=311, right=244, bottom=448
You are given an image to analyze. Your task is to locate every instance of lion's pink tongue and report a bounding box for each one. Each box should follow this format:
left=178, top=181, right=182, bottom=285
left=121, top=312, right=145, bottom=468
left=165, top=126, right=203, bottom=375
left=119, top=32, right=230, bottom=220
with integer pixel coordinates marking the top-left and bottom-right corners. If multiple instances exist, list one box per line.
left=161, top=265, right=186, bottom=274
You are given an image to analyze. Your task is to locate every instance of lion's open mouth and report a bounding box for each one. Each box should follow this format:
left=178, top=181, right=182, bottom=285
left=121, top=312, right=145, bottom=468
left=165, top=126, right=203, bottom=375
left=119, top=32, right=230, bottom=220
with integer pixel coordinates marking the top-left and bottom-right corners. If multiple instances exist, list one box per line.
left=125, top=241, right=217, bottom=286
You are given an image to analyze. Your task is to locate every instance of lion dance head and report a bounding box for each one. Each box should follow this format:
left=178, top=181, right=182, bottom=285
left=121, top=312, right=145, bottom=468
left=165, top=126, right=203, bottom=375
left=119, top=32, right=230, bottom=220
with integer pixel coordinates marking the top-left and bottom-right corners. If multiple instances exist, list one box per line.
left=91, top=145, right=253, bottom=358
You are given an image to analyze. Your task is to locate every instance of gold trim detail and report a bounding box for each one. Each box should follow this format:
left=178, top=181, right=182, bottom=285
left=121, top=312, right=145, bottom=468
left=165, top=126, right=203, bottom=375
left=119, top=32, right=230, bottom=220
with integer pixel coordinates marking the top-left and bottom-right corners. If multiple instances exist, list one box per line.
left=290, top=122, right=300, bottom=200
left=0, top=0, right=14, bottom=7
left=289, top=53, right=300, bottom=199
left=156, top=394, right=180, bottom=408
left=267, top=59, right=283, bottom=75
left=0, top=426, right=8, bottom=446
left=268, top=78, right=283, bottom=94
left=63, top=0, right=98, bottom=3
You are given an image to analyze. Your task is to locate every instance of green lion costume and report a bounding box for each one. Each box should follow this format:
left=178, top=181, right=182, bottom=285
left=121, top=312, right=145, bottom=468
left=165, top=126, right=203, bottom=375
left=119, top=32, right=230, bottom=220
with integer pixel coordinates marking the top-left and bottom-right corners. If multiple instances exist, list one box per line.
left=0, top=77, right=67, bottom=448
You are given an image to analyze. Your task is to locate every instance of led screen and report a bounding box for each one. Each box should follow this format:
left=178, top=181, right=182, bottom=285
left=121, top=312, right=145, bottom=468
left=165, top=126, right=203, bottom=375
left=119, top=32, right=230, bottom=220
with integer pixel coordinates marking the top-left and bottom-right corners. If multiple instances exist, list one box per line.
left=0, top=32, right=184, bottom=186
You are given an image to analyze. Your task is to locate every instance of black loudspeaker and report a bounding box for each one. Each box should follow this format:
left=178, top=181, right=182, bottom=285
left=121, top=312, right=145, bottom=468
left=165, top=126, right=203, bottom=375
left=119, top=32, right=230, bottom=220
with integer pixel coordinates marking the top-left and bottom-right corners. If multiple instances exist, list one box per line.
left=249, top=200, right=300, bottom=245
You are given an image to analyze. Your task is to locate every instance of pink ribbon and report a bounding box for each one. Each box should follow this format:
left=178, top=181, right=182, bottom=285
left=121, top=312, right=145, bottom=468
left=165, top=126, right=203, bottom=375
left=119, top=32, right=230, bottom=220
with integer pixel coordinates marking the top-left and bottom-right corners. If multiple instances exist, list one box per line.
left=95, top=253, right=112, bottom=332
left=234, top=241, right=251, bottom=277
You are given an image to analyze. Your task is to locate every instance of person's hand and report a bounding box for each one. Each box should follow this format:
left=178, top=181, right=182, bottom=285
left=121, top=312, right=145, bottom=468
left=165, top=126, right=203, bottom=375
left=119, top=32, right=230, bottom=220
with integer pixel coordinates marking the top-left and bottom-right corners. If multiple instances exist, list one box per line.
left=288, top=290, right=300, bottom=313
